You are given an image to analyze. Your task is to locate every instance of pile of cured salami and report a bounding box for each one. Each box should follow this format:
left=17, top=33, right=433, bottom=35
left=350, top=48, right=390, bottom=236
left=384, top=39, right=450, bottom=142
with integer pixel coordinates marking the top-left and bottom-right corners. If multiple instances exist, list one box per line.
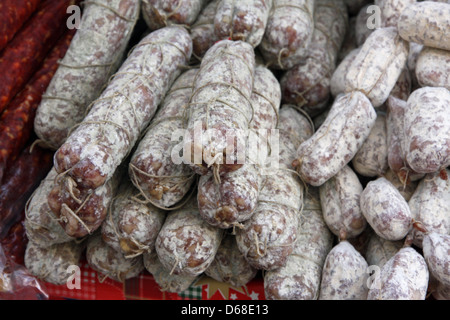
left=0, top=0, right=449, bottom=300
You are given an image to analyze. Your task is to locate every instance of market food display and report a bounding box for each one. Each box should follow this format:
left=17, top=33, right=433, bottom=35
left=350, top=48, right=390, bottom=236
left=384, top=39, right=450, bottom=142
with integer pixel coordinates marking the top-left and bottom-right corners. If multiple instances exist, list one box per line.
left=0, top=0, right=449, bottom=301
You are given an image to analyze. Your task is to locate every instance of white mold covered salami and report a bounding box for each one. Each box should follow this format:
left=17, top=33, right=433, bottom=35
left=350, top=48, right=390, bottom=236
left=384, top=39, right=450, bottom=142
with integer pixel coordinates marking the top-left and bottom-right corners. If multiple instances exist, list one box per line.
left=34, top=0, right=140, bottom=150
left=360, top=177, right=412, bottom=241
left=422, top=232, right=450, bottom=287
left=143, top=251, right=198, bottom=293
left=293, top=91, right=377, bottom=187
left=24, top=168, right=75, bottom=248
left=155, top=197, right=224, bottom=277
left=101, top=179, right=166, bottom=258
left=182, top=39, right=255, bottom=176
left=129, top=68, right=198, bottom=209
left=408, top=169, right=450, bottom=248
left=318, top=240, right=369, bottom=300
left=403, top=87, right=450, bottom=174
left=344, top=27, right=409, bottom=108
left=205, top=232, right=258, bottom=287
left=280, top=0, right=348, bottom=116
left=264, top=187, right=334, bottom=300
left=53, top=26, right=192, bottom=192
left=24, top=240, right=85, bottom=285
left=235, top=106, right=312, bottom=271
left=86, top=233, right=144, bottom=282
left=197, top=64, right=280, bottom=229
left=258, top=0, right=315, bottom=70
left=142, top=0, right=208, bottom=31
left=319, top=164, right=366, bottom=240
left=214, top=0, right=273, bottom=47
left=367, top=246, right=429, bottom=300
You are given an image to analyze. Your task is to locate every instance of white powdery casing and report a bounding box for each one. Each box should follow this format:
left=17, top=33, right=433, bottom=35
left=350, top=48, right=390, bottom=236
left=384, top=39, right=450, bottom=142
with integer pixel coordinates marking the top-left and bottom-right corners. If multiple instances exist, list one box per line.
left=374, top=0, right=417, bottom=28
left=47, top=166, right=122, bottom=238
left=352, top=113, right=389, bottom=178
left=34, top=0, right=140, bottom=150
left=367, top=247, right=429, bottom=300
left=101, top=181, right=166, bottom=258
left=360, top=177, right=412, bottom=241
left=183, top=40, right=255, bottom=175
left=330, top=48, right=361, bottom=98
left=142, top=0, right=208, bottom=30
left=258, top=0, right=315, bottom=70
left=190, top=0, right=221, bottom=60
left=422, top=232, right=450, bottom=287
left=294, top=91, right=377, bottom=187
left=24, top=168, right=75, bottom=248
left=279, top=0, right=348, bottom=116
left=415, top=47, right=450, bottom=90
left=264, top=187, right=334, bottom=300
left=197, top=65, right=280, bottom=229
left=397, top=1, right=450, bottom=51
left=143, top=251, right=198, bottom=293
left=214, top=0, right=273, bottom=47
left=319, top=240, right=369, bottom=300
left=24, top=240, right=84, bottom=286
left=235, top=106, right=312, bottom=271
left=403, top=87, right=450, bottom=174
left=344, top=27, right=409, bottom=108
left=86, top=234, right=144, bottom=282
left=155, top=198, right=224, bottom=277
left=205, top=233, right=258, bottom=287
left=129, top=68, right=198, bottom=208
left=319, top=165, right=366, bottom=240
left=385, top=96, right=424, bottom=184
left=365, top=232, right=403, bottom=269
left=53, top=26, right=192, bottom=191
left=408, top=168, right=450, bottom=248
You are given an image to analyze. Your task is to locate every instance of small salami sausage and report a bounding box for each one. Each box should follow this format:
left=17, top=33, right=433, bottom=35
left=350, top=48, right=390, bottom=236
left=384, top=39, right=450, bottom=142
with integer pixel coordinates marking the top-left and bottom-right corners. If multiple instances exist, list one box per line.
left=398, top=1, right=450, bottom=51
left=264, top=187, right=334, bottom=300
left=24, top=168, right=75, bottom=248
left=344, top=27, right=409, bottom=108
left=24, top=240, right=85, bottom=285
left=214, top=0, right=273, bottom=47
left=360, top=177, right=412, bottom=241
left=319, top=240, right=369, bottom=300
left=293, top=91, right=377, bottom=187
left=319, top=164, right=366, bottom=240
left=422, top=232, right=450, bottom=287
left=280, top=0, right=348, bottom=116
left=182, top=40, right=255, bottom=177
left=258, top=0, right=315, bottom=70
left=351, top=112, right=388, bottom=178
left=86, top=233, right=144, bottom=282
left=155, top=197, right=224, bottom=277
left=101, top=179, right=166, bottom=258
left=408, top=169, right=450, bottom=248
left=367, top=246, right=429, bottom=300
left=34, top=0, right=140, bottom=150
left=143, top=251, right=198, bottom=293
left=235, top=106, right=312, bottom=271
left=197, top=64, right=280, bottom=229
left=205, top=232, right=258, bottom=287
left=403, top=87, right=450, bottom=174
left=129, top=68, right=198, bottom=209
left=142, top=0, right=208, bottom=30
